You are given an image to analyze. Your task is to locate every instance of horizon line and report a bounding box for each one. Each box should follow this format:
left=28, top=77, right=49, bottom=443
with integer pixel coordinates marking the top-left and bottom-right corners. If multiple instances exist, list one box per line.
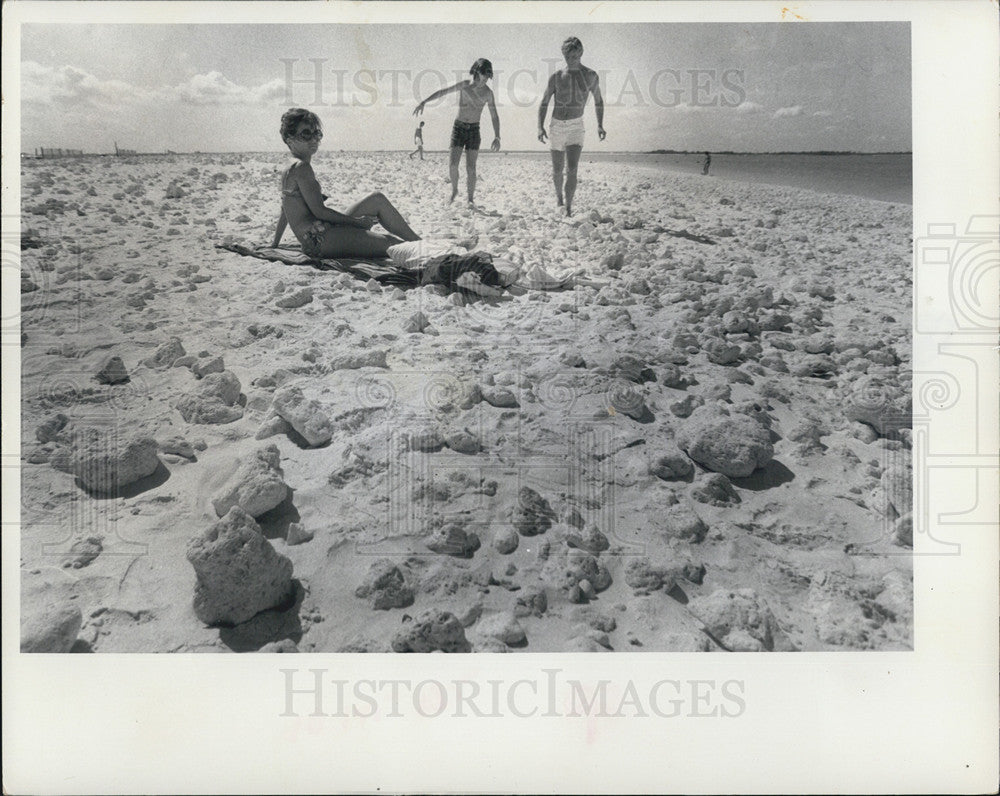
left=22, top=149, right=914, bottom=157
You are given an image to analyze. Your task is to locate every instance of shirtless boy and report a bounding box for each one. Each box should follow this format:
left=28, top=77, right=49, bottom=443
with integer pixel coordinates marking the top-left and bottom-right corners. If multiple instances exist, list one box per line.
left=414, top=58, right=501, bottom=205
left=537, top=37, right=606, bottom=216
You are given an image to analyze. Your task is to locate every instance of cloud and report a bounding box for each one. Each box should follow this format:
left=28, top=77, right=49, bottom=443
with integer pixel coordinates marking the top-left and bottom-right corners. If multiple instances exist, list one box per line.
left=21, top=61, right=151, bottom=109
left=172, top=71, right=286, bottom=106
left=774, top=105, right=803, bottom=118
left=812, top=110, right=833, bottom=118
left=22, top=61, right=286, bottom=111
left=735, top=101, right=764, bottom=115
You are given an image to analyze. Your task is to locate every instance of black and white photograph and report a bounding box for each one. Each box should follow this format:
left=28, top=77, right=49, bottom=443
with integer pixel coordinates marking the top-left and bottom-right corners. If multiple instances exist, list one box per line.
left=3, top=1, right=997, bottom=793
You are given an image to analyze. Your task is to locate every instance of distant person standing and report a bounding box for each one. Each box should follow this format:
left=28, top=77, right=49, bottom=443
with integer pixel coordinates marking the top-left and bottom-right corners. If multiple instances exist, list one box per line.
left=409, top=121, right=425, bottom=160
left=537, top=36, right=606, bottom=217
left=702, top=151, right=711, bottom=176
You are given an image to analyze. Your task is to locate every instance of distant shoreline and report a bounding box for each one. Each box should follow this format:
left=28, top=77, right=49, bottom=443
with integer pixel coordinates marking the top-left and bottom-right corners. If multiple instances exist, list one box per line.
left=21, top=149, right=913, bottom=158
left=19, top=149, right=912, bottom=204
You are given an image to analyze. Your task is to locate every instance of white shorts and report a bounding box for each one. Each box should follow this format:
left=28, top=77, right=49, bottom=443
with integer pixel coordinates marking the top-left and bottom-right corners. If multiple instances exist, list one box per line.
left=549, top=117, right=585, bottom=150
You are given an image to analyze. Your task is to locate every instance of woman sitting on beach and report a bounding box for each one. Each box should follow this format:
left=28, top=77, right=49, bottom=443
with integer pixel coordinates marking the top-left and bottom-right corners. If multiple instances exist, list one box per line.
left=273, top=108, right=421, bottom=259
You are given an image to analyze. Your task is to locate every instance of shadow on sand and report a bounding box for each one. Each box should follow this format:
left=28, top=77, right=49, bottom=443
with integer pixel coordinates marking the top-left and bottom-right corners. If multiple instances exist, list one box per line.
left=218, top=580, right=305, bottom=653
left=731, top=459, right=795, bottom=492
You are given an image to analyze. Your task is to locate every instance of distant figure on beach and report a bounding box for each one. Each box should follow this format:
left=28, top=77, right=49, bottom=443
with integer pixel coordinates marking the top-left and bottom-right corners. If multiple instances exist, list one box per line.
left=272, top=108, right=421, bottom=258
left=702, top=151, right=712, bottom=176
left=414, top=58, right=501, bottom=206
left=409, top=121, right=425, bottom=160
left=537, top=37, right=606, bottom=217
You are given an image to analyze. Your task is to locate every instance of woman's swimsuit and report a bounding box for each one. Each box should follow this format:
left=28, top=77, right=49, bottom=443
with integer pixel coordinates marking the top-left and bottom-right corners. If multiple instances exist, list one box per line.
left=281, top=171, right=331, bottom=257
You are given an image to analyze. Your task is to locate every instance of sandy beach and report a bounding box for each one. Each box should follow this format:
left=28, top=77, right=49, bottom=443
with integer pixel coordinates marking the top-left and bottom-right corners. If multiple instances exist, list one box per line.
left=19, top=151, right=913, bottom=653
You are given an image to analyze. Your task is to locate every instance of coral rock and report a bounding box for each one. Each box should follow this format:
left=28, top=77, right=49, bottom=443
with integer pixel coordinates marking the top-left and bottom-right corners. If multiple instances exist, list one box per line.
left=843, top=375, right=911, bottom=436
left=512, top=487, right=556, bottom=536
left=35, top=413, right=70, bottom=444
left=676, top=405, right=773, bottom=478
left=391, top=610, right=471, bottom=653
left=649, top=444, right=695, bottom=480
left=211, top=444, right=289, bottom=518
left=141, top=337, right=186, bottom=369
left=330, top=350, right=388, bottom=370
left=20, top=600, right=83, bottom=652
left=355, top=559, right=415, bottom=610
left=275, top=287, right=313, bottom=308
left=476, top=612, right=527, bottom=647
left=272, top=385, right=333, bottom=447
left=688, top=588, right=790, bottom=651
left=494, top=527, right=519, bottom=554
left=660, top=501, right=708, bottom=543
left=186, top=507, right=294, bottom=626
left=94, top=355, right=129, bottom=385
left=425, top=522, right=481, bottom=557
left=176, top=370, right=244, bottom=424
left=53, top=427, right=160, bottom=493
left=690, top=473, right=742, bottom=507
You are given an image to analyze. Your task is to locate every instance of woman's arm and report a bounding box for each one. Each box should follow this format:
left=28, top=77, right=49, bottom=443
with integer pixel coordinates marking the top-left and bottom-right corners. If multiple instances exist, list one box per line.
left=294, top=164, right=370, bottom=228
left=272, top=208, right=287, bottom=247
left=414, top=81, right=465, bottom=115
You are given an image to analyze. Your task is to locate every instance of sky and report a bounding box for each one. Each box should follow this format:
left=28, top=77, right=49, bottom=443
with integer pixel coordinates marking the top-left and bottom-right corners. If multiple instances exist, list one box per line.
left=19, top=22, right=911, bottom=154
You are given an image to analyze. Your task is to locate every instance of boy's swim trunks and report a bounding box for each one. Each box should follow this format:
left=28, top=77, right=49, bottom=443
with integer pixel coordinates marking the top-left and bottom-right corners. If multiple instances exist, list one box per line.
left=549, top=116, right=585, bottom=151
left=450, top=120, right=481, bottom=151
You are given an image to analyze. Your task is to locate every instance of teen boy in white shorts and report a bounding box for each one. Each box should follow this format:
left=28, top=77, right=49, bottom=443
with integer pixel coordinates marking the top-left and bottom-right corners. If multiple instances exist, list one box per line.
left=537, top=36, right=606, bottom=216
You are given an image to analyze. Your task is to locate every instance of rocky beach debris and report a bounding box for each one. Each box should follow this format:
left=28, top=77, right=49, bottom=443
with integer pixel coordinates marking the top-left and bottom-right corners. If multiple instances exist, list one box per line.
left=474, top=611, right=527, bottom=647
left=186, top=506, right=295, bottom=626
left=270, top=385, right=333, bottom=447
left=175, top=370, right=244, bottom=424
left=211, top=443, right=289, bottom=518
left=676, top=405, right=774, bottom=478
left=391, top=609, right=471, bottom=653
left=94, top=355, right=129, bottom=385
left=690, top=473, right=742, bottom=507
left=21, top=600, right=83, bottom=652
left=17, top=152, right=914, bottom=655
left=50, top=426, right=160, bottom=493
left=425, top=521, right=482, bottom=558
left=512, top=487, right=556, bottom=536
left=648, top=443, right=695, bottom=480
left=688, top=588, right=791, bottom=651
left=355, top=559, right=415, bottom=610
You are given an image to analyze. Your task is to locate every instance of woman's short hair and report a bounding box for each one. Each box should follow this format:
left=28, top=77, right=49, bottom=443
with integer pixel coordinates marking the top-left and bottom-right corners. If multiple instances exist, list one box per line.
left=280, top=108, right=322, bottom=141
left=470, top=58, right=494, bottom=79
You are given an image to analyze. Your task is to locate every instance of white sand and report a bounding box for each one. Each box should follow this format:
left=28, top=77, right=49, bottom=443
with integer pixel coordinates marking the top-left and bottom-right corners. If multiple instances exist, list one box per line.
left=19, top=151, right=913, bottom=652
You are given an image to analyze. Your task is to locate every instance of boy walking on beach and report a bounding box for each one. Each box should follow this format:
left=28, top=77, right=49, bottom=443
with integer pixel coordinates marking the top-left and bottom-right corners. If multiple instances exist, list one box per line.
left=538, top=37, right=606, bottom=216
left=414, top=58, right=501, bottom=206
left=409, top=121, right=425, bottom=160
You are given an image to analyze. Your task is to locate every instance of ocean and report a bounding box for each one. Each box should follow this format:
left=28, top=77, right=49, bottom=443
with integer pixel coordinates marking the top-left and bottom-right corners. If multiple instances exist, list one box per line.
left=491, top=151, right=912, bottom=205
